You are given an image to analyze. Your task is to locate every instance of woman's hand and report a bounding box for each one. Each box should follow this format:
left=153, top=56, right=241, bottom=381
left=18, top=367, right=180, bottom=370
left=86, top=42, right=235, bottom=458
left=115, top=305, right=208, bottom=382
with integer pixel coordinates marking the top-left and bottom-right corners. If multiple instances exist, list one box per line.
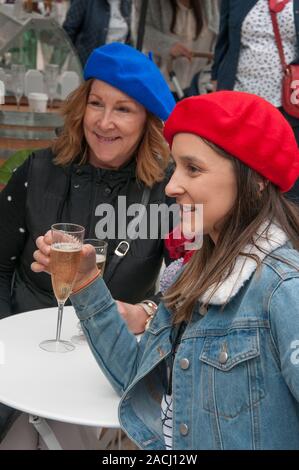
left=211, top=80, right=218, bottom=92
left=31, top=232, right=99, bottom=292
left=170, top=42, right=193, bottom=61
left=32, top=233, right=149, bottom=333
left=116, top=301, right=148, bottom=335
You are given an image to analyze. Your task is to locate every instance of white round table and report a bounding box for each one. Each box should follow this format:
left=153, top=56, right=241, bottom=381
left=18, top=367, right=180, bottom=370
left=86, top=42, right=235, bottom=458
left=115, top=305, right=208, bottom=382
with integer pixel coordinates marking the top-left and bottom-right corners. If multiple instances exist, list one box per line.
left=0, top=306, right=120, bottom=429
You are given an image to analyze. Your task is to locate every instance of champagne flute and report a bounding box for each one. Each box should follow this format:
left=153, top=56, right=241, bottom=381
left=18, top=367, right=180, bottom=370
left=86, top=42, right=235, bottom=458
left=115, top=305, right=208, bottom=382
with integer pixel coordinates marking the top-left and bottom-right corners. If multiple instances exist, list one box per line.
left=71, top=239, right=108, bottom=345
left=39, top=223, right=85, bottom=353
left=44, top=64, right=59, bottom=109
left=11, top=64, right=25, bottom=110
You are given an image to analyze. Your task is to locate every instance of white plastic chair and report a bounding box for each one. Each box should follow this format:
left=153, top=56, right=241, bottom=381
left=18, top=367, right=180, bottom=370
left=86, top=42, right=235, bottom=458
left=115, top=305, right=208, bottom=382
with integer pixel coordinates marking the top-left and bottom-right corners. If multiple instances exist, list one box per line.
left=60, top=71, right=80, bottom=100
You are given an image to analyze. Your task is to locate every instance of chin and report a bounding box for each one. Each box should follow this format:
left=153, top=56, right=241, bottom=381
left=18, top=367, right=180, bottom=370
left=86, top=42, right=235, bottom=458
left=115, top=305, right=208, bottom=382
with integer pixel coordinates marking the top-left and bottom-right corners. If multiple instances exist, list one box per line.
left=90, top=154, right=120, bottom=168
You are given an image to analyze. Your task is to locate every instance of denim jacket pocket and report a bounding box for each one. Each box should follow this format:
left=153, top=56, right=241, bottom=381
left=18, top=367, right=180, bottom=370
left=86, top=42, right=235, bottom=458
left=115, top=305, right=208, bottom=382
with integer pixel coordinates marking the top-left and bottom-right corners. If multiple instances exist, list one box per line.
left=199, top=328, right=266, bottom=419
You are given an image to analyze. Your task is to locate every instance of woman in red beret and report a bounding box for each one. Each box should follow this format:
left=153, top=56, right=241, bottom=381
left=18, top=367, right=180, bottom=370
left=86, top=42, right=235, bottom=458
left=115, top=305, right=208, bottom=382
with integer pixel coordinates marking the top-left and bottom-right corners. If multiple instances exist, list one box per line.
left=33, top=91, right=299, bottom=450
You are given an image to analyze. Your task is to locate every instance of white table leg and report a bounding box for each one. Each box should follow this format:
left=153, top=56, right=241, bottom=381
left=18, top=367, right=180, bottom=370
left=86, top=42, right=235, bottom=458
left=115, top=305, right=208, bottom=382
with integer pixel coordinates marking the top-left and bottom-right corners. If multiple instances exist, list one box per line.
left=29, top=415, right=62, bottom=450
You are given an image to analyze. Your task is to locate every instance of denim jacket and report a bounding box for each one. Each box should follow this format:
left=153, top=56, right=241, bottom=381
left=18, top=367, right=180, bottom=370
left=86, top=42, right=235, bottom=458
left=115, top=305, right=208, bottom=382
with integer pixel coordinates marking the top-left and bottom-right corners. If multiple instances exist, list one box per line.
left=71, top=224, right=299, bottom=449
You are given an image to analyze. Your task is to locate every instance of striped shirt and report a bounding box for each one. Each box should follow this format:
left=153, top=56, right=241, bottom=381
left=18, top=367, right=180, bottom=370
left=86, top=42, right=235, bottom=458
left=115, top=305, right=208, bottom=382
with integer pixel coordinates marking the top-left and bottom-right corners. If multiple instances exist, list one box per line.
left=161, top=322, right=187, bottom=450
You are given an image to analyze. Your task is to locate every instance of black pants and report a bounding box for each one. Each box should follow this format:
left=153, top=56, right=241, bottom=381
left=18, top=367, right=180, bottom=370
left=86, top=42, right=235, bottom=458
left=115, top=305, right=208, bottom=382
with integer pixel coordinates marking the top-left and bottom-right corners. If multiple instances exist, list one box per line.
left=279, top=107, right=299, bottom=204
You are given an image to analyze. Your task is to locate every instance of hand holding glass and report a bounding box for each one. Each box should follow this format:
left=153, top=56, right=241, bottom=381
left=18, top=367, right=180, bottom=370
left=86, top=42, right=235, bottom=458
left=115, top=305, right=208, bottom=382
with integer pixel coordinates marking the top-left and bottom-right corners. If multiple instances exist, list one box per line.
left=71, top=239, right=107, bottom=345
left=39, top=223, right=85, bottom=353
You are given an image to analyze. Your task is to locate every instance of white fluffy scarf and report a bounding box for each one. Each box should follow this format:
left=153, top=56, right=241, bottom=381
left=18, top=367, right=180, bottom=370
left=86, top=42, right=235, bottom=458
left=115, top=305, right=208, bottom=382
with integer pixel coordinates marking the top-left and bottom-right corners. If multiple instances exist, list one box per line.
left=200, top=222, right=288, bottom=306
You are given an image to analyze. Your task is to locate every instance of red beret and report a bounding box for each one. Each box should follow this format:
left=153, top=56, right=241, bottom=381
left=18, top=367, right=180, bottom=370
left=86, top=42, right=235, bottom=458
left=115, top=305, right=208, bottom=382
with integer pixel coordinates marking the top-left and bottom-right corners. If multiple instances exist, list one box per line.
left=164, top=91, right=299, bottom=192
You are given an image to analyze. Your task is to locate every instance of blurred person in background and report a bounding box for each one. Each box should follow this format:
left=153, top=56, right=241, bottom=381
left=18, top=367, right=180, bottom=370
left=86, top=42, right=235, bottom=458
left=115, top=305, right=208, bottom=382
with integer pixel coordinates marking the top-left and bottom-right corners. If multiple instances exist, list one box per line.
left=211, top=0, right=299, bottom=201
left=63, top=0, right=133, bottom=67
left=140, top=0, right=219, bottom=96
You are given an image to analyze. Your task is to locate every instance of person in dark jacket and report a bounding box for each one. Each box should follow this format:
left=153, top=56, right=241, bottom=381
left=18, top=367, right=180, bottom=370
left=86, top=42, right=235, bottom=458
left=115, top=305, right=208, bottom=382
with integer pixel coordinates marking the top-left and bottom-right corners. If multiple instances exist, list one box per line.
left=63, top=0, right=132, bottom=67
left=211, top=0, right=299, bottom=202
left=0, top=42, right=175, bottom=442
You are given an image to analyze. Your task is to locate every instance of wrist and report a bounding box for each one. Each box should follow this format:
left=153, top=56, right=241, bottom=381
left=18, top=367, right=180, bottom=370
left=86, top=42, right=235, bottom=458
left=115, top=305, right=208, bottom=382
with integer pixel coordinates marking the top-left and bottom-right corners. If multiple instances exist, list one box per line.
left=72, top=269, right=100, bottom=294
left=138, top=300, right=158, bottom=331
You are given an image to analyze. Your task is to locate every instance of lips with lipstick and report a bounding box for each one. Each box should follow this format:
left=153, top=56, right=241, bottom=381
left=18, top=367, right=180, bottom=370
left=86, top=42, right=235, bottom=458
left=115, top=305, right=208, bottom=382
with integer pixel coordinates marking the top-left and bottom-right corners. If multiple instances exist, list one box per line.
left=93, top=132, right=121, bottom=143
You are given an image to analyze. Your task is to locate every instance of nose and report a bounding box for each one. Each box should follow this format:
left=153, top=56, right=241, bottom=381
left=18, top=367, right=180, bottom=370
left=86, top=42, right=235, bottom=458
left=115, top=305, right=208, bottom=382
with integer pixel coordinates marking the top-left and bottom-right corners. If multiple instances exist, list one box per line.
left=98, top=109, right=115, bottom=131
left=165, top=170, right=185, bottom=198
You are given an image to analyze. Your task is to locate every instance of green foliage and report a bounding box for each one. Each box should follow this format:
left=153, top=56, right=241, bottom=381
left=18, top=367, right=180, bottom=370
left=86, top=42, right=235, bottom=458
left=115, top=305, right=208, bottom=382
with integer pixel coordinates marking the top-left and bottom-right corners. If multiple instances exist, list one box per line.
left=0, top=149, right=33, bottom=185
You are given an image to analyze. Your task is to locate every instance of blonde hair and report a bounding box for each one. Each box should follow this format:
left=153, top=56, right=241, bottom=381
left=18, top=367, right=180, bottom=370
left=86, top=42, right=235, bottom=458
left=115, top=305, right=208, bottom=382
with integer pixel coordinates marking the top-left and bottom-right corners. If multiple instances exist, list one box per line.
left=52, top=80, right=170, bottom=187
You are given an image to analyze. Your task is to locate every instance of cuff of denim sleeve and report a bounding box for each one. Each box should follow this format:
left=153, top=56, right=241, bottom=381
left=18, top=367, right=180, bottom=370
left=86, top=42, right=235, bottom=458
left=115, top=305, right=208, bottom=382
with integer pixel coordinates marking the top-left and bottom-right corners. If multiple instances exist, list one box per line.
left=72, top=270, right=100, bottom=294
left=70, top=276, right=114, bottom=322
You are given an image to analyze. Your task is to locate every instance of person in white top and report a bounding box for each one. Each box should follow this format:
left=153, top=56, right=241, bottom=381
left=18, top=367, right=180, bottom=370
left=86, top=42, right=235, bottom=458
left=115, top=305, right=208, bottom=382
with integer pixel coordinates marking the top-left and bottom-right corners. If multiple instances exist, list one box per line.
left=212, top=0, right=299, bottom=203
left=139, top=0, right=219, bottom=94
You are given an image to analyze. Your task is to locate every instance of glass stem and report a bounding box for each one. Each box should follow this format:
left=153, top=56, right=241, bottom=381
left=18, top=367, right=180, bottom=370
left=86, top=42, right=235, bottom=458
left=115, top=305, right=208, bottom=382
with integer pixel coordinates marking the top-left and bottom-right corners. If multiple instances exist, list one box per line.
left=56, top=301, right=65, bottom=342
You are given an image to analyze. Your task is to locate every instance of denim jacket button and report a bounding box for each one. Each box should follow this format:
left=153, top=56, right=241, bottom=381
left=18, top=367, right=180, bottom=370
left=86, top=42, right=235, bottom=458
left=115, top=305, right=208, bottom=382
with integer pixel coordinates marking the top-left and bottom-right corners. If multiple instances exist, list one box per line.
left=179, top=358, right=190, bottom=370
left=219, top=351, right=228, bottom=364
left=179, top=423, right=189, bottom=436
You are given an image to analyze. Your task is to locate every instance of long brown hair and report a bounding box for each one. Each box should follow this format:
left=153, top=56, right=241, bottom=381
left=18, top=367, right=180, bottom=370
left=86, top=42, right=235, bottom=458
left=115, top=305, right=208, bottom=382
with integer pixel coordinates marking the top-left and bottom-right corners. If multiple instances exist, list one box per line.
left=169, top=0, right=203, bottom=39
left=164, top=140, right=299, bottom=323
left=52, top=80, right=170, bottom=187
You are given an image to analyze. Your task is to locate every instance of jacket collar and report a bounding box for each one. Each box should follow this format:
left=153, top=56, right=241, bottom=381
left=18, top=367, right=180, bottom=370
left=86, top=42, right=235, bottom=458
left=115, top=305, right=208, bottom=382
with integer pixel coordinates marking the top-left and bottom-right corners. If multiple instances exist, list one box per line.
left=200, top=222, right=288, bottom=306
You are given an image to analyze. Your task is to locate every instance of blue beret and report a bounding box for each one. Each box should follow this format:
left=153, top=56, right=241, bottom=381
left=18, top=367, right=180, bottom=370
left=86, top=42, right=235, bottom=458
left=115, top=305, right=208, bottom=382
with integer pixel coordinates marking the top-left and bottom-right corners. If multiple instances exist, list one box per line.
left=83, top=43, right=175, bottom=121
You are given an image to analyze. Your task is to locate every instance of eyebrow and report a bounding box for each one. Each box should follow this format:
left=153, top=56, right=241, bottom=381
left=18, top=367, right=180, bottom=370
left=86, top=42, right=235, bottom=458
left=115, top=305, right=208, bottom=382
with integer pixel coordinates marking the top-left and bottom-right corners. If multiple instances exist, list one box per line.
left=88, top=93, right=134, bottom=105
left=171, top=154, right=206, bottom=165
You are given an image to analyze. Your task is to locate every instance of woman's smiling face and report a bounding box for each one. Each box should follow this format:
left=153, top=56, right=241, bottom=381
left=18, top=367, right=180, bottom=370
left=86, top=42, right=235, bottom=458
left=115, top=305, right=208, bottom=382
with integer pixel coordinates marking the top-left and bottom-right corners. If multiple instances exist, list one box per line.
left=166, top=133, right=237, bottom=243
left=83, top=80, right=147, bottom=169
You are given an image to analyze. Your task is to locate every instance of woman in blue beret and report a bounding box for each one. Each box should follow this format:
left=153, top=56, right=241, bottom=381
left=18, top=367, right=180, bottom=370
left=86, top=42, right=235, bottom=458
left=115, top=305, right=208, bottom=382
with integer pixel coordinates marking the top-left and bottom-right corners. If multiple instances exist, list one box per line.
left=34, top=91, right=299, bottom=450
left=0, top=42, right=175, bottom=443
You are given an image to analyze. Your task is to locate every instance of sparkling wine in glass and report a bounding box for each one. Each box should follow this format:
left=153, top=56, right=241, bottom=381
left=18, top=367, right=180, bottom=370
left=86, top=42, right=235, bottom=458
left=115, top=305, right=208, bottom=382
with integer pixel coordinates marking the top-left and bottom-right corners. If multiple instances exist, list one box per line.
left=93, top=240, right=108, bottom=275
left=71, top=239, right=108, bottom=345
left=39, top=223, right=85, bottom=353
